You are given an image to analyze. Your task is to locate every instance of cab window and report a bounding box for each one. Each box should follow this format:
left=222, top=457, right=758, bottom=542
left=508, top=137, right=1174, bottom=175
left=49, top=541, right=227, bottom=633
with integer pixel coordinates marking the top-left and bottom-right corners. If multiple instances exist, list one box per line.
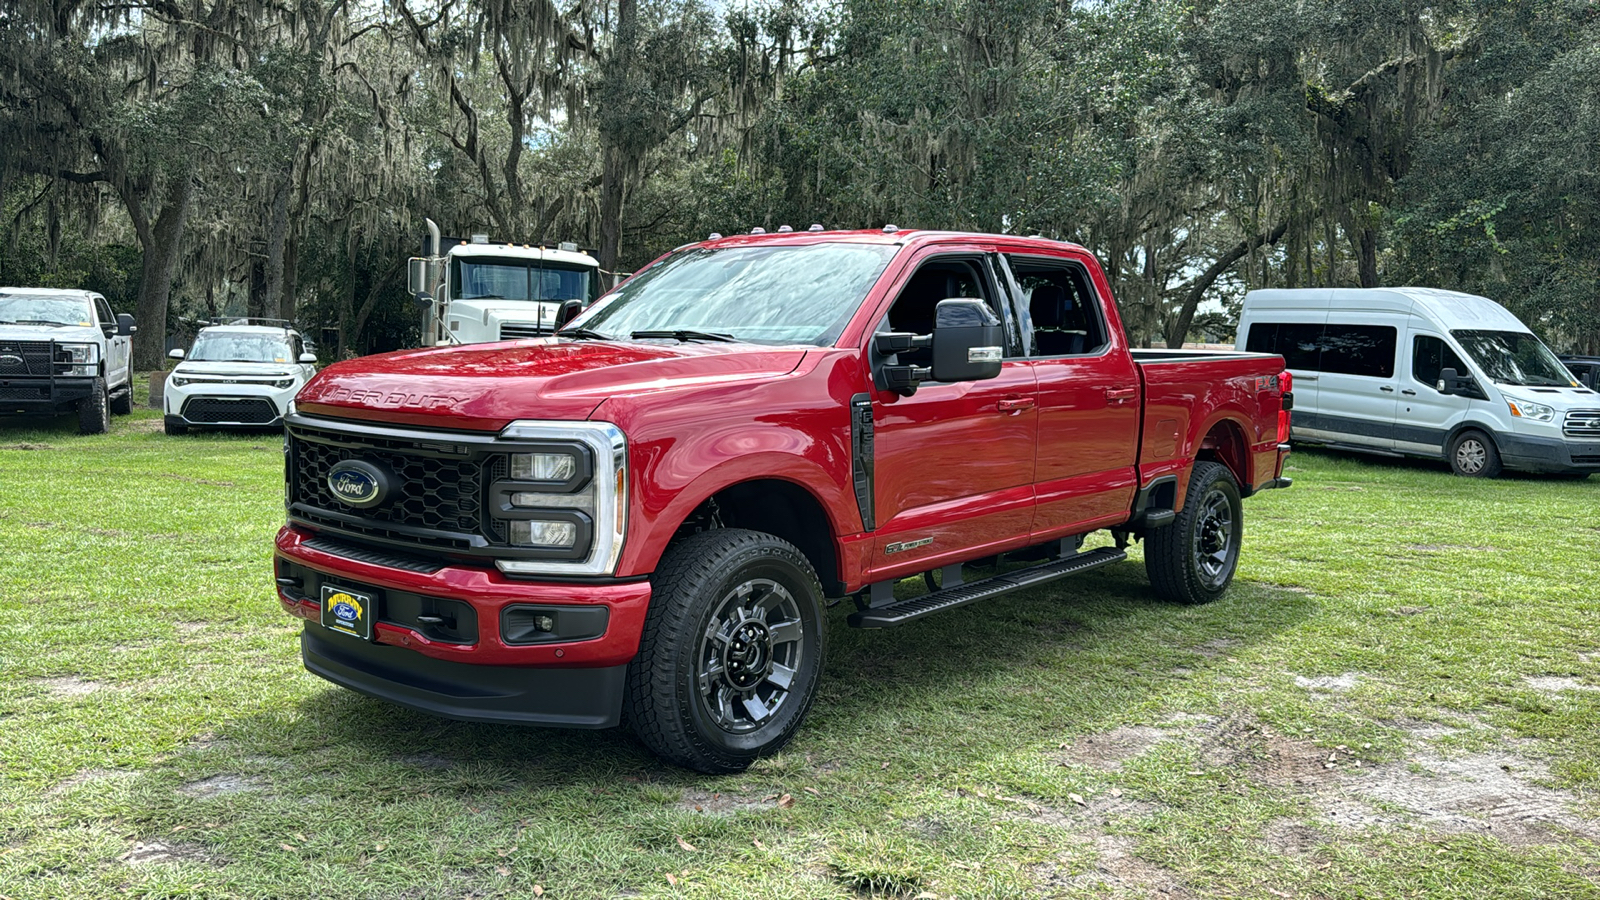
left=882, top=257, right=1014, bottom=365
left=1006, top=258, right=1109, bottom=357
left=93, top=296, right=115, bottom=330
left=1412, top=335, right=1469, bottom=389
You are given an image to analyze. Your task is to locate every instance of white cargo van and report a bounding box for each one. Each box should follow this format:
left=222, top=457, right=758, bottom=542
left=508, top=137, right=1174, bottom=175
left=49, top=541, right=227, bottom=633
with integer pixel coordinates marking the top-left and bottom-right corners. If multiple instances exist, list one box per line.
left=1237, top=288, right=1599, bottom=478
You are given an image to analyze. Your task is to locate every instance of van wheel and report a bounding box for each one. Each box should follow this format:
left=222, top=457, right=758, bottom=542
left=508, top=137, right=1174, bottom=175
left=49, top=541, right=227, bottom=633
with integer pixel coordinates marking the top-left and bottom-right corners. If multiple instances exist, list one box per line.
left=627, top=528, right=826, bottom=774
left=1448, top=429, right=1502, bottom=478
left=77, top=378, right=110, bottom=435
left=1145, top=461, right=1242, bottom=605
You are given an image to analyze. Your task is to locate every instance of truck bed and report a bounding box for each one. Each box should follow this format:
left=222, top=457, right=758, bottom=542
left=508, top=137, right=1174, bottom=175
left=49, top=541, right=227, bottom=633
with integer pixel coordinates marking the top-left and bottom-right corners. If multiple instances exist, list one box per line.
left=1134, top=351, right=1289, bottom=502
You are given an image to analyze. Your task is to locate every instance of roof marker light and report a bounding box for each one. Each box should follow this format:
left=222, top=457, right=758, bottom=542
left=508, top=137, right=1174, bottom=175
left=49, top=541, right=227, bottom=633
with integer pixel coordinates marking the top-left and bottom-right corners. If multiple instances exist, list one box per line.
left=808, top=224, right=824, bottom=232
left=777, top=225, right=793, bottom=233
left=882, top=224, right=899, bottom=233
left=471, top=234, right=489, bottom=244
left=558, top=241, right=578, bottom=252
left=708, top=233, right=722, bottom=240
left=750, top=227, right=766, bottom=235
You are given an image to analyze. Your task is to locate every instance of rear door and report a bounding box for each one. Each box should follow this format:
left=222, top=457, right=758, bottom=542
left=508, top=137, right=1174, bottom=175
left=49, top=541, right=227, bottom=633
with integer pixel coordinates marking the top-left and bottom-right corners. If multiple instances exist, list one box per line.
left=92, top=295, right=129, bottom=387
left=869, top=251, right=1037, bottom=577
left=1312, top=319, right=1403, bottom=449
left=1001, top=251, right=1140, bottom=536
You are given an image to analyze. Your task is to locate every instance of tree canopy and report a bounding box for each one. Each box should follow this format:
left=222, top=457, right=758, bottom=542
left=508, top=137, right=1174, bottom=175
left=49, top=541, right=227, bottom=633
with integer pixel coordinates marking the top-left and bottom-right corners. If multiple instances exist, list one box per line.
left=3, top=0, right=1596, bottom=357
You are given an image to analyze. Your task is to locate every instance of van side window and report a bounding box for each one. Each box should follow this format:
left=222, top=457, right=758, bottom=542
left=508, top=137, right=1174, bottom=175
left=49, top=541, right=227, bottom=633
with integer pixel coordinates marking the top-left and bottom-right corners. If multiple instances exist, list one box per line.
left=1007, top=258, right=1110, bottom=357
left=1412, top=335, right=1468, bottom=388
left=1318, top=324, right=1396, bottom=378
left=1243, top=322, right=1323, bottom=370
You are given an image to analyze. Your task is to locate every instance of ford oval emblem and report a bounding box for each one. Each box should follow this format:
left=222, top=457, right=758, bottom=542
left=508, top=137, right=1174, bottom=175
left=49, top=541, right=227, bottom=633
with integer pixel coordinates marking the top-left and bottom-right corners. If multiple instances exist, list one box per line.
left=0, top=354, right=23, bottom=367
left=326, top=459, right=391, bottom=509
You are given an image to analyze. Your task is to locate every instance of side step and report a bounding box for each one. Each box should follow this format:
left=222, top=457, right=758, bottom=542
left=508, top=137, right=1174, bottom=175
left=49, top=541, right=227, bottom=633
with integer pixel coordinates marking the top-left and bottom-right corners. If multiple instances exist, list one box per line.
left=848, top=547, right=1127, bottom=629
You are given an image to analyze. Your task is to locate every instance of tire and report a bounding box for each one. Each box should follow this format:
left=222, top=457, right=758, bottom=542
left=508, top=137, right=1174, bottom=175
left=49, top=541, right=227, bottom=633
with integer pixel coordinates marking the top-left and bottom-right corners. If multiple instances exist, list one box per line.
left=1448, top=429, right=1502, bottom=478
left=109, top=383, right=133, bottom=415
left=627, top=528, right=827, bottom=774
left=77, top=378, right=110, bottom=435
left=1145, top=461, right=1243, bottom=605
left=164, top=419, right=188, bottom=436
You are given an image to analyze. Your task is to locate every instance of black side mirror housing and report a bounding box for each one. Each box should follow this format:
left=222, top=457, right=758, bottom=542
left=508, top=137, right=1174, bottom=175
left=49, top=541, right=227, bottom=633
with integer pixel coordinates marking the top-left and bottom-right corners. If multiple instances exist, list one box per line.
left=930, top=298, right=1003, bottom=383
left=1437, top=367, right=1477, bottom=396
left=555, top=299, right=583, bottom=329
left=116, top=313, right=137, bottom=336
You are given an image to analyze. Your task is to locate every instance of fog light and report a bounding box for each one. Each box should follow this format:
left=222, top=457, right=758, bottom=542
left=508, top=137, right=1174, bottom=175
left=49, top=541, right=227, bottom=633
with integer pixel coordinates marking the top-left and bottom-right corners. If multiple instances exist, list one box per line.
left=508, top=519, right=578, bottom=548
left=511, top=452, right=577, bottom=481
left=532, top=614, right=554, bottom=632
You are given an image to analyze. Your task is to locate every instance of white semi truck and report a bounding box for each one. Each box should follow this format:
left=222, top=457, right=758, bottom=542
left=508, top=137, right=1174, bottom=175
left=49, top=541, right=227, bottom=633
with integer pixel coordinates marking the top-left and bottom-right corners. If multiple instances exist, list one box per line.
left=409, top=220, right=603, bottom=346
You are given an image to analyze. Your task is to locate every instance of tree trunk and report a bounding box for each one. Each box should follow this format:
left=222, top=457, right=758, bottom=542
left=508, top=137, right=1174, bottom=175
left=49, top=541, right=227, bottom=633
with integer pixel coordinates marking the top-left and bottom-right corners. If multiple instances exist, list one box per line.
left=130, top=176, right=195, bottom=370
left=248, top=259, right=268, bottom=318
left=263, top=167, right=291, bottom=319
left=597, top=145, right=627, bottom=273
left=1164, top=220, right=1288, bottom=349
left=279, top=233, right=300, bottom=323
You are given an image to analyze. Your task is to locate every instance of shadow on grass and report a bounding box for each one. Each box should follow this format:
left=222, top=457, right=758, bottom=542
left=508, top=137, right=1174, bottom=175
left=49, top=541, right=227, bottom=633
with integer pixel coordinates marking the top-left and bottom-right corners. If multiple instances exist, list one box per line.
left=179, top=561, right=1316, bottom=795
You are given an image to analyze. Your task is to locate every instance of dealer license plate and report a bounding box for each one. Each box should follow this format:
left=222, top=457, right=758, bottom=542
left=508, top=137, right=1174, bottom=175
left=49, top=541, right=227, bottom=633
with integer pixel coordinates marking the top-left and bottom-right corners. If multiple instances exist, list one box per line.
left=320, top=583, right=375, bottom=640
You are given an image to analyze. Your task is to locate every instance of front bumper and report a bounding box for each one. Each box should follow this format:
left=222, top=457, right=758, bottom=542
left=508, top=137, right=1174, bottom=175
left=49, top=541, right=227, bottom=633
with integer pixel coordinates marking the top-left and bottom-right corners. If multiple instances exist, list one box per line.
left=165, top=380, right=295, bottom=427
left=1497, top=433, right=1600, bottom=474
left=275, top=526, right=651, bottom=726
left=0, top=375, right=97, bottom=413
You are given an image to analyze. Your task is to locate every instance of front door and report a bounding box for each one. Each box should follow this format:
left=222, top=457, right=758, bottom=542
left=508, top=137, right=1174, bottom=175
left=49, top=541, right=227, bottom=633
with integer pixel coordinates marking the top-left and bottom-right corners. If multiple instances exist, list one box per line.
left=869, top=253, right=1037, bottom=580
left=93, top=295, right=130, bottom=386
left=1396, top=331, right=1472, bottom=457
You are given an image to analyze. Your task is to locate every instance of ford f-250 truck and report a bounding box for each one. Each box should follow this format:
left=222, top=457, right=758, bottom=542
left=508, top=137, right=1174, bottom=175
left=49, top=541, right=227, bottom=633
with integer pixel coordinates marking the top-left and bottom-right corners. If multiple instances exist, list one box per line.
left=274, top=229, right=1293, bottom=773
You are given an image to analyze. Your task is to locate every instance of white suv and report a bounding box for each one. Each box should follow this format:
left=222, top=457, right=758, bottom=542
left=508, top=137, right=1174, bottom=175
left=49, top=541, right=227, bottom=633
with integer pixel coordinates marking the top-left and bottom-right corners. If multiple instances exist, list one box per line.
left=0, top=287, right=136, bottom=434
left=164, top=319, right=316, bottom=435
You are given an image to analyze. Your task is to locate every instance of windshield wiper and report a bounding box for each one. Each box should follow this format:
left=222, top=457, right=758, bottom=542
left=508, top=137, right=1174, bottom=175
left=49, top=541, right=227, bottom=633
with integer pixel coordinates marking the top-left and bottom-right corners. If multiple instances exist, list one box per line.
left=630, top=329, right=737, bottom=343
left=12, top=319, right=72, bottom=327
left=558, top=327, right=613, bottom=341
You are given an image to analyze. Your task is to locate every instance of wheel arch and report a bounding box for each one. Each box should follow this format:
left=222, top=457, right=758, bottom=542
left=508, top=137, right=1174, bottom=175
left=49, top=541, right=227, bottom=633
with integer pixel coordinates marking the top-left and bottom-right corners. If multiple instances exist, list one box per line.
left=1195, top=415, right=1251, bottom=489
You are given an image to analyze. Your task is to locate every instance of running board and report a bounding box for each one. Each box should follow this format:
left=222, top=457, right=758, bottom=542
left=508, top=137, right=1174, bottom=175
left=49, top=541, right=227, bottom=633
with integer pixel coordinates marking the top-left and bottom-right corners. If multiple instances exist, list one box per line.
left=848, top=547, right=1127, bottom=628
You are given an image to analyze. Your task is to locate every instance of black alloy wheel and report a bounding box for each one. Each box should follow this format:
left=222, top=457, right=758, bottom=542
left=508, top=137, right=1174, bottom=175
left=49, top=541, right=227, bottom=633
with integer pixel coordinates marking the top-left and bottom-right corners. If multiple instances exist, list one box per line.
left=1145, top=461, right=1243, bottom=605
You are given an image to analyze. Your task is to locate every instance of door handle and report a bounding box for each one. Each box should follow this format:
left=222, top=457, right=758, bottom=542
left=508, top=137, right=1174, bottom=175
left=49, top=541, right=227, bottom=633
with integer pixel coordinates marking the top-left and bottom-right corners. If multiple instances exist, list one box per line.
left=997, top=397, right=1035, bottom=414
left=1104, top=387, right=1137, bottom=405
left=1379, top=386, right=1395, bottom=393
left=1401, top=389, right=1417, bottom=396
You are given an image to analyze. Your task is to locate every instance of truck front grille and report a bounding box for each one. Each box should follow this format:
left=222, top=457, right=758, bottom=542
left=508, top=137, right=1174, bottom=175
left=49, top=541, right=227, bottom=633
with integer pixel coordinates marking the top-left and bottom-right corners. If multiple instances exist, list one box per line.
left=291, top=435, right=486, bottom=536
left=1563, top=409, right=1600, bottom=438
left=498, top=323, right=549, bottom=340
left=0, top=341, right=55, bottom=377
left=183, top=396, right=280, bottom=424
left=0, top=384, right=50, bottom=402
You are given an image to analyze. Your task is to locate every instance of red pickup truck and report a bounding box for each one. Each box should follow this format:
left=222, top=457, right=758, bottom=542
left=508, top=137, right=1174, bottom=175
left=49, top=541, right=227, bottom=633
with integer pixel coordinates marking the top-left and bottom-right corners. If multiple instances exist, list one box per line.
left=275, top=229, right=1292, bottom=773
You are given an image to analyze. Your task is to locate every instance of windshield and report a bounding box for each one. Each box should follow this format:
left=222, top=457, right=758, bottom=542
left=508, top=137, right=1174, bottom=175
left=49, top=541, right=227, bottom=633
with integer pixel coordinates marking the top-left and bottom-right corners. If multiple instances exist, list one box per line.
left=0, top=295, right=92, bottom=327
left=1451, top=330, right=1576, bottom=387
left=568, top=242, right=899, bottom=345
left=189, top=333, right=293, bottom=363
left=452, top=257, right=592, bottom=303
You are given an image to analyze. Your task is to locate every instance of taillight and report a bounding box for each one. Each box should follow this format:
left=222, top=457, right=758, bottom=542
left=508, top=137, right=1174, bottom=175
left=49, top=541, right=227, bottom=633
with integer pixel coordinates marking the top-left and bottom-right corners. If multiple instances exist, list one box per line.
left=1277, top=370, right=1293, bottom=444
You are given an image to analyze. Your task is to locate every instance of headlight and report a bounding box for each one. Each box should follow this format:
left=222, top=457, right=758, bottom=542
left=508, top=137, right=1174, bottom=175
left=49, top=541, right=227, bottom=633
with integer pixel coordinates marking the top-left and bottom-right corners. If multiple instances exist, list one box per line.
left=511, top=452, right=579, bottom=482
left=168, top=374, right=191, bottom=387
left=273, top=378, right=296, bottom=389
left=492, top=422, right=627, bottom=577
left=57, top=343, right=99, bottom=375
left=1507, top=399, right=1555, bottom=422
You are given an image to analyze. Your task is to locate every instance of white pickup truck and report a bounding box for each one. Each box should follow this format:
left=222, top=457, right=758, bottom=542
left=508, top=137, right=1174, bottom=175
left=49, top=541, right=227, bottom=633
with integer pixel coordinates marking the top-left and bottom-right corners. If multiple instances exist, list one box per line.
left=0, top=287, right=136, bottom=434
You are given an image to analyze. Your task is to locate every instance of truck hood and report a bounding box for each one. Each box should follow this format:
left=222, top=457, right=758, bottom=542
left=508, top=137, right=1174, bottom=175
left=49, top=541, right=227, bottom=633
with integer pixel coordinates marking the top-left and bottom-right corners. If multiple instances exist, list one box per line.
left=448, top=297, right=558, bottom=323
left=174, top=360, right=297, bottom=378
left=0, top=324, right=102, bottom=343
left=296, top=338, right=810, bottom=431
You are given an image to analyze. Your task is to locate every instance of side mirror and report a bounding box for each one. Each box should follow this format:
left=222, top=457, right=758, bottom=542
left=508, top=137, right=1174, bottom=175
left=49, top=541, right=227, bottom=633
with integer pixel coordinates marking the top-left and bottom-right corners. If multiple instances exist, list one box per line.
left=407, top=257, right=428, bottom=295
left=298, top=352, right=317, bottom=364
left=414, top=293, right=434, bottom=311
left=930, top=298, right=1003, bottom=383
left=1437, top=367, right=1473, bottom=396
left=116, top=313, right=137, bottom=336
left=555, top=299, right=583, bottom=328
left=168, top=348, right=185, bottom=360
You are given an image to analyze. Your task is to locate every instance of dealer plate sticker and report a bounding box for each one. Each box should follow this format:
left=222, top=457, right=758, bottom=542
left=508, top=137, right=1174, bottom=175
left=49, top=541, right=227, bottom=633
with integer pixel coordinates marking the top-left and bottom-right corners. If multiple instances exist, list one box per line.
left=321, top=584, right=374, bottom=640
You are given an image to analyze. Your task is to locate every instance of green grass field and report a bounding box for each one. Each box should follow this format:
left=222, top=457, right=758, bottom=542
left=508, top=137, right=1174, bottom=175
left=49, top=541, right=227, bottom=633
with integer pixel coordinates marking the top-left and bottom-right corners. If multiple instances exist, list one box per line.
left=3, top=386, right=1598, bottom=899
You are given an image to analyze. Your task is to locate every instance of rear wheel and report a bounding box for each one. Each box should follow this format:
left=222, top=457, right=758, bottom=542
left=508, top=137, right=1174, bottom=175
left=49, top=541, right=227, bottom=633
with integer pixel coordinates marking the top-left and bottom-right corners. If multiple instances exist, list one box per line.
left=109, top=383, right=133, bottom=415
left=627, top=528, right=826, bottom=774
left=1448, top=429, right=1502, bottom=478
left=77, top=378, right=109, bottom=435
left=1145, top=461, right=1243, bottom=605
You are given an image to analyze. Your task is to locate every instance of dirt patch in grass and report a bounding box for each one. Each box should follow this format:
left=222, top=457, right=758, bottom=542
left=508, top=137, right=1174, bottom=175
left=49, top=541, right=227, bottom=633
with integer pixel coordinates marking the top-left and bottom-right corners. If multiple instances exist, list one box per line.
left=677, top=788, right=767, bottom=816
left=50, top=768, right=139, bottom=794
left=32, top=675, right=103, bottom=697
left=1193, top=637, right=1239, bottom=658
left=1293, top=671, right=1362, bottom=694
left=0, top=442, right=55, bottom=450
left=1057, top=725, right=1168, bottom=770
left=119, top=839, right=221, bottom=866
left=1033, top=833, right=1194, bottom=898
left=1261, top=817, right=1326, bottom=855
left=1524, top=676, right=1600, bottom=693
left=179, top=773, right=265, bottom=798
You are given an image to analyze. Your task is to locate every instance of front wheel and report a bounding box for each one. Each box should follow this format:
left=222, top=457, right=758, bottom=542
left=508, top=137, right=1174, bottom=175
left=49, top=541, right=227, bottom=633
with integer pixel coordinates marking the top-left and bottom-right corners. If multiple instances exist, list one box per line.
left=1145, top=461, right=1243, bottom=605
left=627, top=528, right=827, bottom=774
left=1448, top=429, right=1502, bottom=478
left=77, top=378, right=109, bottom=435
